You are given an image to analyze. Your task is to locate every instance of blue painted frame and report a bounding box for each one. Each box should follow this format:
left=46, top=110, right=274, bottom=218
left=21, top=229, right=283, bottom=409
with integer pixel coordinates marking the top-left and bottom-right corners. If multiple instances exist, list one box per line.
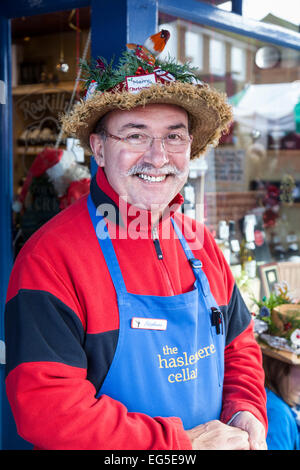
left=159, top=0, right=300, bottom=51
left=0, top=0, right=299, bottom=450
left=1, top=0, right=89, bottom=18
left=0, top=14, right=13, bottom=451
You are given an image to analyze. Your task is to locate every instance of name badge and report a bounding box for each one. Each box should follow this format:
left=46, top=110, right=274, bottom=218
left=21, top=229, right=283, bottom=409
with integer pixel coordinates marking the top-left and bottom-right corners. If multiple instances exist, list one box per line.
left=131, top=317, right=167, bottom=331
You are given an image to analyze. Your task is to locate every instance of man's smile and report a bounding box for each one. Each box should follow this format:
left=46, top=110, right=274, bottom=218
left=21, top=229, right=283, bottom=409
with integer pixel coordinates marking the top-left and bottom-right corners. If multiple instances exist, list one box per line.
left=136, top=173, right=168, bottom=183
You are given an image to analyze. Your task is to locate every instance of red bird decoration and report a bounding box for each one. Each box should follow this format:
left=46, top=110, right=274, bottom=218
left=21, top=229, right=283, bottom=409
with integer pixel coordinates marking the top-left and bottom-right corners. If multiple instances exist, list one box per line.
left=126, top=29, right=170, bottom=65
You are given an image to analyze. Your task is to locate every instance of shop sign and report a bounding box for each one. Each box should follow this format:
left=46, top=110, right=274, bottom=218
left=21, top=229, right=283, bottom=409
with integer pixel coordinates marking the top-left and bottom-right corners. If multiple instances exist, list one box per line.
left=214, top=148, right=246, bottom=185
left=16, top=92, right=70, bottom=121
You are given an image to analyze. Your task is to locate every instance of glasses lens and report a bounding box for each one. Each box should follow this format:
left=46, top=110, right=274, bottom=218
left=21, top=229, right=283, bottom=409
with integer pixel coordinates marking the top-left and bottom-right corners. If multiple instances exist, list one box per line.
left=164, top=133, right=190, bottom=152
left=125, top=133, right=151, bottom=147
left=123, top=132, right=191, bottom=153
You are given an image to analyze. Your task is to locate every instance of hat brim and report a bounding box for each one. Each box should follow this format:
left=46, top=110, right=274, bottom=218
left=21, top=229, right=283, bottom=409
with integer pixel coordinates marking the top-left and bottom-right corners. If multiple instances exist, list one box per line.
left=61, top=81, right=233, bottom=159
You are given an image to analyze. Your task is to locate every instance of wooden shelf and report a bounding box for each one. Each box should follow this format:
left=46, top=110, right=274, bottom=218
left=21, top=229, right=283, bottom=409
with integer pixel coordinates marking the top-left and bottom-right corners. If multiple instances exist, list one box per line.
left=16, top=145, right=61, bottom=155
left=267, top=149, right=300, bottom=156
left=12, top=81, right=76, bottom=96
left=282, top=202, right=300, bottom=208
left=266, top=149, right=300, bottom=173
left=15, top=145, right=90, bottom=157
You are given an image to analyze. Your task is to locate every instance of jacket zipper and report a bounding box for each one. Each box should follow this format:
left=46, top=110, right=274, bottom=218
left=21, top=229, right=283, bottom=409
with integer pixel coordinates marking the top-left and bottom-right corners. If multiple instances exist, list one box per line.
left=152, top=226, right=163, bottom=260
left=152, top=225, right=175, bottom=296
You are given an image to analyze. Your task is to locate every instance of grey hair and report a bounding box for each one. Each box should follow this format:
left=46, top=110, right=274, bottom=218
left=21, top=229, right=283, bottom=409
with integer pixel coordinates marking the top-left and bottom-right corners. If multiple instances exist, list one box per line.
left=93, top=114, right=109, bottom=137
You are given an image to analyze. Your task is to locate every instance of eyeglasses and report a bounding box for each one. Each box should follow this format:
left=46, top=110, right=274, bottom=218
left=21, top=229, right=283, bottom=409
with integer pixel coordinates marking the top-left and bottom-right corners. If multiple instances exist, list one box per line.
left=100, top=130, right=192, bottom=153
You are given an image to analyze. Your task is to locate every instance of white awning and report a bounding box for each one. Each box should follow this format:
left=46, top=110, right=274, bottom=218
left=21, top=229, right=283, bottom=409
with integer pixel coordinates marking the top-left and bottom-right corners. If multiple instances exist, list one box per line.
left=231, top=81, right=300, bottom=132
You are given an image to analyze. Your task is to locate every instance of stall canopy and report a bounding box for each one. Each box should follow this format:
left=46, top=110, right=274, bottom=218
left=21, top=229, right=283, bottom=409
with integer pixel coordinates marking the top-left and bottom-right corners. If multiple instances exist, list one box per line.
left=230, top=81, right=300, bottom=133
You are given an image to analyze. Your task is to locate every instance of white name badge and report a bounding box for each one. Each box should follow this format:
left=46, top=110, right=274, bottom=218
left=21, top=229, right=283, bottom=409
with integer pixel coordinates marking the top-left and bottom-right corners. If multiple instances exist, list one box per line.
left=131, top=317, right=167, bottom=331
left=126, top=73, right=157, bottom=94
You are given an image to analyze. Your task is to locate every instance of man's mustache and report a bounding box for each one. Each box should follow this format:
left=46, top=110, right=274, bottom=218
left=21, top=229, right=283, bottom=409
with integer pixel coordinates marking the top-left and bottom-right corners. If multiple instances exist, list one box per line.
left=127, top=163, right=182, bottom=177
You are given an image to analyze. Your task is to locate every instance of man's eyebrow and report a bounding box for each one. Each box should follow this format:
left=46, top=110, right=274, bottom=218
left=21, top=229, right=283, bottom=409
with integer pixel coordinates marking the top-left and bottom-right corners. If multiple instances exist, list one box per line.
left=118, top=122, right=188, bottom=131
left=167, top=123, right=188, bottom=130
left=118, top=123, right=147, bottom=131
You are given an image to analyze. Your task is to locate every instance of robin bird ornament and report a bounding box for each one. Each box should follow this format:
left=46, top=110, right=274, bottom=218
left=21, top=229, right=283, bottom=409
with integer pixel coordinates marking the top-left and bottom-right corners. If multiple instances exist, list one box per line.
left=126, top=29, right=170, bottom=65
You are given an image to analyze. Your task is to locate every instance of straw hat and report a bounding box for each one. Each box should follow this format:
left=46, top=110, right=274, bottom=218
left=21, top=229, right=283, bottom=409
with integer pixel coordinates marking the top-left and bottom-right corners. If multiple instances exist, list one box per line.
left=61, top=30, right=232, bottom=159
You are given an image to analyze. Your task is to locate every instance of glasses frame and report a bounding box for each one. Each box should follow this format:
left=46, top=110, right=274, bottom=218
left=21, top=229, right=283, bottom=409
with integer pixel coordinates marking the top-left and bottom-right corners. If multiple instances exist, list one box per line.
left=99, top=129, right=192, bottom=153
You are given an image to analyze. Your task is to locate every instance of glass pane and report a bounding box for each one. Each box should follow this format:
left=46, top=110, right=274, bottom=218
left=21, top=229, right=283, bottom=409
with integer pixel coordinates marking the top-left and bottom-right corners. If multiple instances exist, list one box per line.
left=159, top=12, right=300, bottom=304
left=11, top=8, right=91, bottom=258
left=231, top=46, right=246, bottom=81
left=218, top=0, right=300, bottom=33
left=209, top=38, right=226, bottom=75
left=185, top=29, right=203, bottom=70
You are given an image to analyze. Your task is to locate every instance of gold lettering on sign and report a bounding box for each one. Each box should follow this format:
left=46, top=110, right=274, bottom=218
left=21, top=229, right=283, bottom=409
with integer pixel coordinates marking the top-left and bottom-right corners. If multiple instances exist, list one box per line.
left=157, top=343, right=216, bottom=384
left=17, top=92, right=70, bottom=121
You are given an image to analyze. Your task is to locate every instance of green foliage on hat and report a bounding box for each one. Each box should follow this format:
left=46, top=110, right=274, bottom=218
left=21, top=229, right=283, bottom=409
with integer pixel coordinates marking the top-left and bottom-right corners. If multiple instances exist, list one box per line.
left=80, top=50, right=199, bottom=93
left=79, top=56, right=116, bottom=92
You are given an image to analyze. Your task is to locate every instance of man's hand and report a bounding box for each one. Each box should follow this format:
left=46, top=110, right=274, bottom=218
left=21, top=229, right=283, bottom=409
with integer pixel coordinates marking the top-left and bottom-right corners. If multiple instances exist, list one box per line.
left=185, top=420, right=250, bottom=450
left=230, top=411, right=267, bottom=450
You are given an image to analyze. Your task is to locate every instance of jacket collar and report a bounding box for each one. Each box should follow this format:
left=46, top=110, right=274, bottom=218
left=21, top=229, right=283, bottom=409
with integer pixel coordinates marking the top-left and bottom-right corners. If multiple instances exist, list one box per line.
left=90, top=167, right=184, bottom=235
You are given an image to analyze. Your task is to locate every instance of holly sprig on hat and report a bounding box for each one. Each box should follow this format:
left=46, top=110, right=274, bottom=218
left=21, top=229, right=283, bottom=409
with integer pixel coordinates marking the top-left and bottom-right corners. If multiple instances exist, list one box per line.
left=79, top=56, right=116, bottom=93
left=79, top=50, right=199, bottom=94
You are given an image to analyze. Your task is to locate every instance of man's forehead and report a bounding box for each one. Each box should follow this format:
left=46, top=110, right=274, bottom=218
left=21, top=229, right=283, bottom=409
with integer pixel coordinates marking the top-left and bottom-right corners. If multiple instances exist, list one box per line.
left=105, top=103, right=189, bottom=130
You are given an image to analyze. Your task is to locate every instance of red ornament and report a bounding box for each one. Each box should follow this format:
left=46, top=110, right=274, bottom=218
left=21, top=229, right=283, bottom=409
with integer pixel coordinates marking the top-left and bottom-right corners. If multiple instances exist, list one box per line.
left=135, top=66, right=147, bottom=76
left=263, top=208, right=278, bottom=228
left=284, top=322, right=292, bottom=331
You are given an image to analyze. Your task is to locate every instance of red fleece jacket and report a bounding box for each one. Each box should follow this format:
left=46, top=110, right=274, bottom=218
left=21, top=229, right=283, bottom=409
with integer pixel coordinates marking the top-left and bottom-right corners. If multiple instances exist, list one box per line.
left=5, top=168, right=267, bottom=450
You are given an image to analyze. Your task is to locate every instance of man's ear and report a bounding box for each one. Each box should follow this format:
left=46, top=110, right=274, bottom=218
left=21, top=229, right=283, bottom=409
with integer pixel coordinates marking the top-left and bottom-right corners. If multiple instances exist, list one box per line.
left=90, top=133, right=105, bottom=167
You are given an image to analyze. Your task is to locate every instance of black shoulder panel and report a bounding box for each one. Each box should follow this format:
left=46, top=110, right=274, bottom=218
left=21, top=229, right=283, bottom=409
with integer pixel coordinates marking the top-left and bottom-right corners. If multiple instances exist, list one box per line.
left=5, top=289, right=86, bottom=376
left=220, top=284, right=252, bottom=347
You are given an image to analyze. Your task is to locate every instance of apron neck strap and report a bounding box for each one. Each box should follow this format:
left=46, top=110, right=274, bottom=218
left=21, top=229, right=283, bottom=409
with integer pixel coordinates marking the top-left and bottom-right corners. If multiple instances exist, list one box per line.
left=171, top=217, right=209, bottom=296
left=87, top=195, right=127, bottom=294
left=171, top=217, right=195, bottom=261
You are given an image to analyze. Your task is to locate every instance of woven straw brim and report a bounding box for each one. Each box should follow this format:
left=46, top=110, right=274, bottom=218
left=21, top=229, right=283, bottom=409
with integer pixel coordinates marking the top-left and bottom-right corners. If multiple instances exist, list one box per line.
left=61, top=81, right=233, bottom=159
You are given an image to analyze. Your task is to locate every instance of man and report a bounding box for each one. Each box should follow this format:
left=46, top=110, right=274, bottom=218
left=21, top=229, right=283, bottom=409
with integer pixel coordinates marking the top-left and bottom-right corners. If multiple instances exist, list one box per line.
left=5, top=31, right=267, bottom=450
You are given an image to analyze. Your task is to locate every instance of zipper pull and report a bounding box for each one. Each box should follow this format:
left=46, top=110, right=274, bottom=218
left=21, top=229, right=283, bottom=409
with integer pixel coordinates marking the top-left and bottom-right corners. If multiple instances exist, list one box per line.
left=153, top=239, right=163, bottom=260
left=152, top=226, right=163, bottom=260
left=211, top=307, right=223, bottom=335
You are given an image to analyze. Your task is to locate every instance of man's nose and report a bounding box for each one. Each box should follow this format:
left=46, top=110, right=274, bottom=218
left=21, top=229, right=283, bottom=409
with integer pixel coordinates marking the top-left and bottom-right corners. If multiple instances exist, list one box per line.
left=143, top=138, right=169, bottom=167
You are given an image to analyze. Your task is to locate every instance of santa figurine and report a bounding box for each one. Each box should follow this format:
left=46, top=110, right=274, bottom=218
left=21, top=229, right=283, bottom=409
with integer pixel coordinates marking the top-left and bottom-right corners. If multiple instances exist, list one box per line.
left=13, top=147, right=91, bottom=213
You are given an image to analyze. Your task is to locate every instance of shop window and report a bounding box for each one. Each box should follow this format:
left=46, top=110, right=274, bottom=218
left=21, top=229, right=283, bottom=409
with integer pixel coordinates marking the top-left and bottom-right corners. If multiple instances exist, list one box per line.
left=209, top=38, right=226, bottom=76
left=231, top=46, right=246, bottom=81
left=11, top=8, right=91, bottom=258
left=185, top=30, right=203, bottom=70
left=159, top=12, right=300, bottom=310
left=218, top=0, right=300, bottom=35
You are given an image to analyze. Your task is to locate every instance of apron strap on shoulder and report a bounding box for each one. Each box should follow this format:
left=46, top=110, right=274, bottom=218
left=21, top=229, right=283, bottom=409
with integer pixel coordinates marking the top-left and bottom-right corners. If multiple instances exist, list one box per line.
left=87, top=195, right=127, bottom=294
left=171, top=217, right=210, bottom=297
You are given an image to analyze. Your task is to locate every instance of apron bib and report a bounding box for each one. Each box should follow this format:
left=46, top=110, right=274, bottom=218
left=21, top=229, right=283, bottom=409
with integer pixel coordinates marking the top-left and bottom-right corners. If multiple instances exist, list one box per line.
left=87, top=195, right=225, bottom=429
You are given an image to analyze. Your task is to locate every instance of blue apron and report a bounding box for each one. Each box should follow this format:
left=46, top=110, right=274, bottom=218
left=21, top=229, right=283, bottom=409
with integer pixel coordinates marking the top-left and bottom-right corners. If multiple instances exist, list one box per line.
left=87, top=195, right=225, bottom=430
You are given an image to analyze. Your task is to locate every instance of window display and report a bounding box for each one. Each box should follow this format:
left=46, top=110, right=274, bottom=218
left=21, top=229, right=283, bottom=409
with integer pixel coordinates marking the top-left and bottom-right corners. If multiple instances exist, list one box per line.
left=159, top=13, right=300, bottom=315
left=11, top=8, right=91, bottom=257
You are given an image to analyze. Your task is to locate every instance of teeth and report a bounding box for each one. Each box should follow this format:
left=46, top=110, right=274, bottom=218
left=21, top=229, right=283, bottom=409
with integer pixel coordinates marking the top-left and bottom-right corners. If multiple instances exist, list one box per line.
left=138, top=174, right=166, bottom=182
